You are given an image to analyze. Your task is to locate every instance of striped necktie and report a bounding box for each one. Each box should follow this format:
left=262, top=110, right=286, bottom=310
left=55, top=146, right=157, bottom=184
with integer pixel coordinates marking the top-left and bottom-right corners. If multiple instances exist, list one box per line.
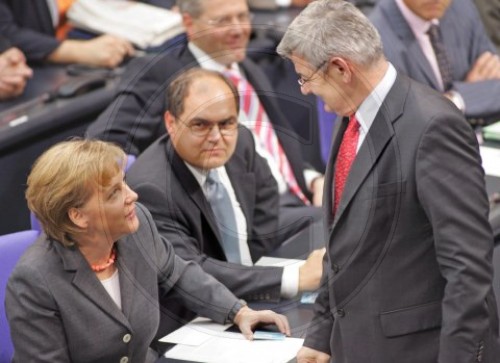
left=427, top=24, right=453, bottom=91
left=333, top=115, right=360, bottom=214
left=226, top=70, right=310, bottom=205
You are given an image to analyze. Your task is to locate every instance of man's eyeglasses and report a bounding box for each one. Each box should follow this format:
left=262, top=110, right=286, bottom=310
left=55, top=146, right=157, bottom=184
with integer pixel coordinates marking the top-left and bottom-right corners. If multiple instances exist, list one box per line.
left=202, top=12, right=254, bottom=27
left=297, top=61, right=328, bottom=87
left=185, top=118, right=239, bottom=137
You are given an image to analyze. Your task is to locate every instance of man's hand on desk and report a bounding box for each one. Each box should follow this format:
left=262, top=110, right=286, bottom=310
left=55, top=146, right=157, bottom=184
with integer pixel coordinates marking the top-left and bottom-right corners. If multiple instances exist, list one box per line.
left=233, top=305, right=291, bottom=340
left=0, top=47, right=32, bottom=100
left=299, top=248, right=325, bottom=292
left=297, top=346, right=331, bottom=363
left=48, top=35, right=135, bottom=68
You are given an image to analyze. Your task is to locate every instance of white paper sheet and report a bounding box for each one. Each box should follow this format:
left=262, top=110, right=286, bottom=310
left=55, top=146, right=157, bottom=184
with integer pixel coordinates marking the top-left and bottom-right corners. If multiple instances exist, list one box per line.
left=480, top=146, right=500, bottom=177
left=164, top=335, right=304, bottom=363
left=159, top=317, right=232, bottom=345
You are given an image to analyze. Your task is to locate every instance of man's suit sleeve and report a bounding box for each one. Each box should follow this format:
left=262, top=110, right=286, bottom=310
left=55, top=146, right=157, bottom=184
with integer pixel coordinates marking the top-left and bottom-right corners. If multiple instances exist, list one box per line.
left=0, top=1, right=60, bottom=62
left=448, top=0, right=500, bottom=119
left=131, top=179, right=284, bottom=302
left=86, top=54, right=185, bottom=155
left=302, top=254, right=333, bottom=355
left=415, top=111, right=495, bottom=362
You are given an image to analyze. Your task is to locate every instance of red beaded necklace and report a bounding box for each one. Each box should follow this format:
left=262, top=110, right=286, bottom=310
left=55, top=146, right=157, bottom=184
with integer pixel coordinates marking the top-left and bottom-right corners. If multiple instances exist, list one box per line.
left=91, top=246, right=117, bottom=273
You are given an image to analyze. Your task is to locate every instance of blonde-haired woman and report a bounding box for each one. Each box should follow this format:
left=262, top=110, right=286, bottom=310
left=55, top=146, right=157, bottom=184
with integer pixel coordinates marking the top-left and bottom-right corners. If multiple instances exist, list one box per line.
left=6, top=139, right=289, bottom=363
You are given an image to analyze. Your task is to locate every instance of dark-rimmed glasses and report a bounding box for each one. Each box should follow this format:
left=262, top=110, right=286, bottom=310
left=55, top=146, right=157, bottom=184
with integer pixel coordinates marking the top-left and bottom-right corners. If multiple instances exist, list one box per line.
left=184, top=118, right=239, bottom=137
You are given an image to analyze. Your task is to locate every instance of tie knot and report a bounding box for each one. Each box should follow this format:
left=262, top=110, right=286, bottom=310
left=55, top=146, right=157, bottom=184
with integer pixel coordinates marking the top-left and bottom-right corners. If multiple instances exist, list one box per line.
left=426, top=23, right=440, bottom=39
left=348, top=115, right=360, bottom=132
left=206, top=169, right=220, bottom=185
left=224, top=70, right=241, bottom=88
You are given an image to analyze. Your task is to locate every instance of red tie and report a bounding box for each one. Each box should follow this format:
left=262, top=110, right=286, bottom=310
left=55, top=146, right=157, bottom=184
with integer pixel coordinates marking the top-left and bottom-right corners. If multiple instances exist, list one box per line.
left=226, top=71, right=310, bottom=205
left=333, top=115, right=360, bottom=214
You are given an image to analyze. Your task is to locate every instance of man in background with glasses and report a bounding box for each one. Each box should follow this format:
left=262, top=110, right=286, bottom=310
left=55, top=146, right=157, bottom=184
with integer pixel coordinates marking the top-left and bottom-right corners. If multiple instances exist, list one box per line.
left=126, top=68, right=324, bottom=338
left=87, top=0, right=325, bottom=245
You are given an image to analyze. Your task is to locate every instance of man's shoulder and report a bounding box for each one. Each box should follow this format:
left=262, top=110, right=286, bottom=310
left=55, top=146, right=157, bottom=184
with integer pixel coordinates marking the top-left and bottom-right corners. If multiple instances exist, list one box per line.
left=126, top=136, right=170, bottom=184
left=119, top=50, right=190, bottom=89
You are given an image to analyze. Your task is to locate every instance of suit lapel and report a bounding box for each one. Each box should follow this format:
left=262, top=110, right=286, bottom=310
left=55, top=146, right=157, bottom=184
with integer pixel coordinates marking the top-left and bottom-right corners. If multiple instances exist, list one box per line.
left=166, top=139, right=223, bottom=242
left=383, top=1, right=440, bottom=90
left=54, top=241, right=131, bottom=330
left=225, top=158, right=255, bottom=236
left=331, top=75, right=407, bottom=228
left=325, top=116, right=349, bottom=226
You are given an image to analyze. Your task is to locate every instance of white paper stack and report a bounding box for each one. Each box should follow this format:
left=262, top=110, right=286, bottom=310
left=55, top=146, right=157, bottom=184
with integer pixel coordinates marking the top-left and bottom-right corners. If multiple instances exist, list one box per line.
left=67, top=0, right=185, bottom=49
left=160, top=317, right=304, bottom=363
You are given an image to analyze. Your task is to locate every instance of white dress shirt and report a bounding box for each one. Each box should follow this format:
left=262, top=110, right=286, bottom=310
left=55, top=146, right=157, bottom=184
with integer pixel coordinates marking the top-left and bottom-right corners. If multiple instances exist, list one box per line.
left=185, top=162, right=300, bottom=298
left=354, top=63, right=397, bottom=151
left=187, top=42, right=321, bottom=196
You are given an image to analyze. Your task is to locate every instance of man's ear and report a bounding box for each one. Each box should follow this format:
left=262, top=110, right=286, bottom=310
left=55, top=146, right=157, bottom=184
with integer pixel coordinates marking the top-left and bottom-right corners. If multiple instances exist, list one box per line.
left=182, top=13, right=194, bottom=37
left=68, top=207, right=87, bottom=229
left=329, top=57, right=353, bottom=82
left=165, top=111, right=175, bottom=136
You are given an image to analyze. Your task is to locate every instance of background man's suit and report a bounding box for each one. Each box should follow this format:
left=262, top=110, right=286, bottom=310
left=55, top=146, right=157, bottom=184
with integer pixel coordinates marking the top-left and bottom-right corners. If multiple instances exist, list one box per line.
left=0, top=0, right=59, bottom=62
left=0, top=0, right=157, bottom=62
left=87, top=41, right=313, bottom=200
left=126, top=127, right=285, bottom=303
left=305, top=73, right=499, bottom=362
left=6, top=204, right=238, bottom=363
left=370, top=0, right=500, bottom=120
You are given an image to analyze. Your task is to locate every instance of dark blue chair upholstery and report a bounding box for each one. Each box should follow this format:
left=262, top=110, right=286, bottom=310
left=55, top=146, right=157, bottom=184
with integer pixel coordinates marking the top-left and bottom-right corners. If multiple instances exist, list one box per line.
left=0, top=230, right=39, bottom=363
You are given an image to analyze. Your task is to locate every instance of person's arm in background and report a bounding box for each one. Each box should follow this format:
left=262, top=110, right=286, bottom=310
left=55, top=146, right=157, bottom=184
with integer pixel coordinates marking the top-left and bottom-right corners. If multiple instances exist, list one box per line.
left=47, top=35, right=134, bottom=68
left=0, top=1, right=134, bottom=68
left=0, top=47, right=32, bottom=100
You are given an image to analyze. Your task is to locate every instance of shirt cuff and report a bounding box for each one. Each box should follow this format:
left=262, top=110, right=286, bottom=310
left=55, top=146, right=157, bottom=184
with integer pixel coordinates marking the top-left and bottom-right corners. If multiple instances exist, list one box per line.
left=447, top=90, right=466, bottom=114
left=280, top=260, right=305, bottom=298
left=276, top=0, right=292, bottom=6
left=304, top=169, right=322, bottom=192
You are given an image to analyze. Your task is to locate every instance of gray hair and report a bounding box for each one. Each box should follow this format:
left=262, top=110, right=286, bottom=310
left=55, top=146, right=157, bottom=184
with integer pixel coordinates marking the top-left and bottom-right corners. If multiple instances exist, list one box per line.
left=176, top=0, right=205, bottom=18
left=277, top=0, right=383, bottom=68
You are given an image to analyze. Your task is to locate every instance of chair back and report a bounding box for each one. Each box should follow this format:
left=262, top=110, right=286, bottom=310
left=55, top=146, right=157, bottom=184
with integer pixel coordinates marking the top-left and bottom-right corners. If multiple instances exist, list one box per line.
left=0, top=230, right=39, bottom=363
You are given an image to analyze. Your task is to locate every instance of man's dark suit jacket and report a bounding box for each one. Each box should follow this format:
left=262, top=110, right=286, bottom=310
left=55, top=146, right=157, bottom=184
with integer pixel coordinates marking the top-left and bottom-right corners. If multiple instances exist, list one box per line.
left=126, top=127, right=284, bottom=303
left=87, top=41, right=312, bottom=199
left=370, top=0, right=500, bottom=120
left=304, top=73, right=500, bottom=362
left=0, top=0, right=59, bottom=62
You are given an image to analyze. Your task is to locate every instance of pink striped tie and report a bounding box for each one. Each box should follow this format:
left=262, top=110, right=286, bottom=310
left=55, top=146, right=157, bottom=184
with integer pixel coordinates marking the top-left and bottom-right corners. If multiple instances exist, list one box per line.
left=226, top=71, right=310, bottom=205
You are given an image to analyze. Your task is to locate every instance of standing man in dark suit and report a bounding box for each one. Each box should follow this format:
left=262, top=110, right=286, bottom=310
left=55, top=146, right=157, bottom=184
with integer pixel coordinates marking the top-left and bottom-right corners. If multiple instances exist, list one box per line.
left=369, top=0, right=500, bottom=122
left=127, top=69, right=323, bottom=309
left=0, top=0, right=134, bottom=67
left=87, top=0, right=326, bottom=242
left=277, top=1, right=500, bottom=362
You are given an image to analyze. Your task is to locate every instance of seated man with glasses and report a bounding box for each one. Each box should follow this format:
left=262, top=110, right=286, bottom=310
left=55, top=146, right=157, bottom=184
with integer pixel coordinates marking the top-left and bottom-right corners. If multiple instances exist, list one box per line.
left=87, top=0, right=325, bottom=246
left=126, top=68, right=324, bottom=337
